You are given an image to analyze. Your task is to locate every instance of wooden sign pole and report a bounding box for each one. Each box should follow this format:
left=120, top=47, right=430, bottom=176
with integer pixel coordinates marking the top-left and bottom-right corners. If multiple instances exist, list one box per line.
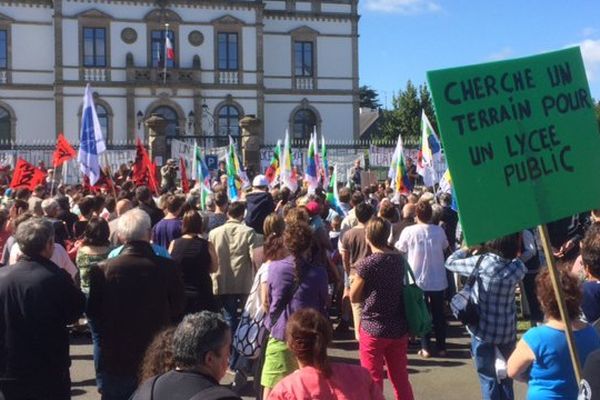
left=537, top=224, right=582, bottom=382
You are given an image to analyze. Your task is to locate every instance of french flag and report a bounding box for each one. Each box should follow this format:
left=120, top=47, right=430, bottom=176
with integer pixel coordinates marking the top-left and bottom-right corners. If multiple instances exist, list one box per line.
left=165, top=36, right=174, bottom=60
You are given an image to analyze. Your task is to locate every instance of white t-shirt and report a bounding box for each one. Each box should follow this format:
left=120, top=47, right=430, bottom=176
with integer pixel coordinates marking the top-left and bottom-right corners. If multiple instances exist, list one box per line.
left=396, top=223, right=449, bottom=291
left=9, top=242, right=78, bottom=280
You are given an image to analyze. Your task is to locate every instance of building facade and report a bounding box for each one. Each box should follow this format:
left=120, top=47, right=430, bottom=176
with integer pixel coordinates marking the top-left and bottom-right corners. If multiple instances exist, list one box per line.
left=0, top=0, right=359, bottom=148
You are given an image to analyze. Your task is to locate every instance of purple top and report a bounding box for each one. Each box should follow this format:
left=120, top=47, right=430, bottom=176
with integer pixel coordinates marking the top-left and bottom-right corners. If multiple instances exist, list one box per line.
left=266, top=256, right=328, bottom=341
left=356, top=252, right=408, bottom=339
left=151, top=218, right=182, bottom=250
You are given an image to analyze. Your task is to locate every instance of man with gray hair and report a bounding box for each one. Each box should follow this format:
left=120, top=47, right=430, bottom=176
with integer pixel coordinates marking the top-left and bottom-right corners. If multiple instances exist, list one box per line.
left=41, top=197, right=69, bottom=248
left=87, top=208, right=185, bottom=400
left=0, top=218, right=85, bottom=399
left=108, top=198, right=132, bottom=246
left=131, top=311, right=240, bottom=400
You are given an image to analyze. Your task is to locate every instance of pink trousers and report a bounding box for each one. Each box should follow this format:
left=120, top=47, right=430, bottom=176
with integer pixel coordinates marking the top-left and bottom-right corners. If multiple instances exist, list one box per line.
left=359, top=329, right=414, bottom=400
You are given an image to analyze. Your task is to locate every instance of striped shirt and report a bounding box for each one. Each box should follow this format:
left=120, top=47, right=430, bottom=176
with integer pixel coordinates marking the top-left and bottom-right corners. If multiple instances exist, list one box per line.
left=446, top=249, right=526, bottom=344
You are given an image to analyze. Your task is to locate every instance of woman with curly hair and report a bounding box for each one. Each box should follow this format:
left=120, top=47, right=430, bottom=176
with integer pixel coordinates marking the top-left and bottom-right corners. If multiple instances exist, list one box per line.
left=508, top=267, right=600, bottom=399
left=269, top=309, right=384, bottom=400
left=138, top=326, right=177, bottom=384
left=260, top=218, right=328, bottom=399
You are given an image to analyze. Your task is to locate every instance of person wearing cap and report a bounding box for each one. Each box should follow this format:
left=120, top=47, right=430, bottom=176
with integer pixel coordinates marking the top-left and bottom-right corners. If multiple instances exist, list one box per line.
left=244, top=174, right=275, bottom=235
left=160, top=159, right=178, bottom=193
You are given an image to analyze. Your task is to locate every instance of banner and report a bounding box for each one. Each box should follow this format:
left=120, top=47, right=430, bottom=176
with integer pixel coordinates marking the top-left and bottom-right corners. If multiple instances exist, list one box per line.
left=428, top=47, right=600, bottom=244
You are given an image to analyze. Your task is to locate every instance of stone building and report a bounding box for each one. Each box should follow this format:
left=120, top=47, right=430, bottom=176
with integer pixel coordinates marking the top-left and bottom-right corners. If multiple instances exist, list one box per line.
left=0, top=0, right=359, bottom=149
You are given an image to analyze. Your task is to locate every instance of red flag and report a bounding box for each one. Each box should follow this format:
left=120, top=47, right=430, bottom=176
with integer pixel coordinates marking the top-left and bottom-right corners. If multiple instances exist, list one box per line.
left=52, top=133, right=76, bottom=168
left=132, top=138, right=159, bottom=194
left=83, top=167, right=114, bottom=193
left=179, top=157, right=190, bottom=193
left=10, top=158, right=47, bottom=191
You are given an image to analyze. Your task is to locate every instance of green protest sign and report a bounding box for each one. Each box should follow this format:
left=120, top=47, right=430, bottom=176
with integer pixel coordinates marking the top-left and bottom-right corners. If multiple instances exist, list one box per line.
left=427, top=47, right=600, bottom=245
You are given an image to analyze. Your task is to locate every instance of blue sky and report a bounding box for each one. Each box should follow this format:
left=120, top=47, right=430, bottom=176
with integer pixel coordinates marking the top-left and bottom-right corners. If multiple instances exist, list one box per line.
left=358, top=0, right=600, bottom=108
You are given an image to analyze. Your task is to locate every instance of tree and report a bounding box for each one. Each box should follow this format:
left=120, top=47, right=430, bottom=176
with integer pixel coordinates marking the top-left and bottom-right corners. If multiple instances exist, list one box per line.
left=596, top=99, right=600, bottom=133
left=359, top=85, right=382, bottom=109
left=375, top=80, right=438, bottom=145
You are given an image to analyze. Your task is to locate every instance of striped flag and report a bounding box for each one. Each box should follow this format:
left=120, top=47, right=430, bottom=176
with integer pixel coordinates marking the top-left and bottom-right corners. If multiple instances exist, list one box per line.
left=280, top=130, right=297, bottom=192
left=305, top=132, right=319, bottom=193
left=192, top=143, right=212, bottom=210
left=417, top=110, right=443, bottom=187
left=265, top=140, right=281, bottom=187
left=389, top=134, right=412, bottom=195
left=326, top=164, right=346, bottom=217
left=320, top=135, right=329, bottom=188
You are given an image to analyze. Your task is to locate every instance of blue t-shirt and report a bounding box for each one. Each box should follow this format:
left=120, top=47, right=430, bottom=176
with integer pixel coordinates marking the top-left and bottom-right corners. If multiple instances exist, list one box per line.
left=108, top=243, right=170, bottom=259
left=524, top=324, right=600, bottom=399
left=582, top=280, right=600, bottom=323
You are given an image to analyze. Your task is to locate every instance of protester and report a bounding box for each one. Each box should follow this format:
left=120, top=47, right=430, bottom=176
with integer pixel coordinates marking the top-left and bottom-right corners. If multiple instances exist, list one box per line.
left=87, top=208, right=185, bottom=399
left=135, top=186, right=163, bottom=227
left=580, top=222, right=600, bottom=325
left=169, top=210, right=219, bottom=314
left=55, top=195, right=78, bottom=239
left=507, top=268, right=600, bottom=399
left=74, top=196, right=96, bottom=238
left=160, top=159, right=178, bottom=192
left=519, top=228, right=544, bottom=325
left=0, top=217, right=85, bottom=399
left=130, top=312, right=241, bottom=400
left=261, top=218, right=329, bottom=399
left=8, top=212, right=78, bottom=281
left=245, top=174, right=275, bottom=235
left=209, top=201, right=258, bottom=332
left=340, top=202, right=373, bottom=337
left=269, top=308, right=384, bottom=400
left=438, top=193, right=458, bottom=251
left=151, top=194, right=185, bottom=250
left=28, top=184, right=44, bottom=216
left=108, top=198, right=132, bottom=245
left=138, top=326, right=176, bottom=383
left=41, top=198, right=70, bottom=248
left=396, top=200, right=449, bottom=358
left=446, top=233, right=526, bottom=400
left=350, top=217, right=414, bottom=400
left=349, top=159, right=362, bottom=189
left=205, top=191, right=229, bottom=233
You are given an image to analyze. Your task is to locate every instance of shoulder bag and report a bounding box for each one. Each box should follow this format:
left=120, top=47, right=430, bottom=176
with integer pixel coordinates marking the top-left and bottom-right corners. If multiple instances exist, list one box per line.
left=403, top=262, right=432, bottom=337
left=450, top=255, right=484, bottom=326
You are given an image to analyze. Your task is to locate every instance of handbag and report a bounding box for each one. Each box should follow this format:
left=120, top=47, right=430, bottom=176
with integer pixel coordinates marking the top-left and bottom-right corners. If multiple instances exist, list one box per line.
left=403, top=261, right=432, bottom=337
left=450, top=255, right=484, bottom=326
left=233, top=266, right=268, bottom=359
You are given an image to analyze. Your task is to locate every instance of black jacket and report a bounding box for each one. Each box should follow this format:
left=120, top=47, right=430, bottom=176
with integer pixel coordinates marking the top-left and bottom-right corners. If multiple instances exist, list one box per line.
left=138, top=202, right=164, bottom=228
left=87, top=241, right=185, bottom=377
left=244, top=191, right=275, bottom=235
left=0, top=256, right=85, bottom=397
left=131, top=370, right=240, bottom=400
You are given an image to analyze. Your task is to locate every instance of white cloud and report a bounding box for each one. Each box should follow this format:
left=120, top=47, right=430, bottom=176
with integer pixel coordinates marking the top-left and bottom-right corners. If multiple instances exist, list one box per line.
left=363, top=0, right=441, bottom=14
left=486, top=47, right=514, bottom=61
left=582, top=27, right=597, bottom=38
left=576, top=39, right=600, bottom=81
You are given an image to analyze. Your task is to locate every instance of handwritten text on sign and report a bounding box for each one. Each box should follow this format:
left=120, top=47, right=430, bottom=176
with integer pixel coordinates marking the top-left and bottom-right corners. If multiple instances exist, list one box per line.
left=427, top=47, right=600, bottom=244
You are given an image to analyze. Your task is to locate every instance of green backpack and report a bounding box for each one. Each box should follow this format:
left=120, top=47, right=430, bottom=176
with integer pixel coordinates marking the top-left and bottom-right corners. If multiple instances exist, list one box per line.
left=402, top=261, right=432, bottom=337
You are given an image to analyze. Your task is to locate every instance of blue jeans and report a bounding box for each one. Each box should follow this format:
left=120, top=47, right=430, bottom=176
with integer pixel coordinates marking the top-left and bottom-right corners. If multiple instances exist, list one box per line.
left=471, top=335, right=515, bottom=400
left=88, top=318, right=104, bottom=391
left=100, top=374, right=138, bottom=400
left=219, top=294, right=248, bottom=370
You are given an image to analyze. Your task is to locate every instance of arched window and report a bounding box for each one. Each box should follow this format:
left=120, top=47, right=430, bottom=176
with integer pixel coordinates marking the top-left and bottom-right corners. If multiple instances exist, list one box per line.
left=96, top=104, right=109, bottom=142
left=0, top=106, right=11, bottom=142
left=292, top=109, right=316, bottom=140
left=152, top=106, right=179, bottom=137
left=217, top=105, right=240, bottom=137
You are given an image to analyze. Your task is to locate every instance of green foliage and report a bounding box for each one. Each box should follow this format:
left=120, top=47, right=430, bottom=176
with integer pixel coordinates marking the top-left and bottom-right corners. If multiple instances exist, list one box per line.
left=377, top=80, right=436, bottom=145
left=359, top=85, right=382, bottom=109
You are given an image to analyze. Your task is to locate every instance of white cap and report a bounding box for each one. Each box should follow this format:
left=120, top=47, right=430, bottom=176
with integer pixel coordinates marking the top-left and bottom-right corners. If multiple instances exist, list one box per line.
left=252, top=174, right=269, bottom=187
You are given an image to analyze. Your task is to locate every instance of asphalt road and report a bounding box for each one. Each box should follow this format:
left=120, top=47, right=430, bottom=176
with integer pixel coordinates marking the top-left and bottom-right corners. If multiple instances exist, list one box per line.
left=69, top=322, right=527, bottom=399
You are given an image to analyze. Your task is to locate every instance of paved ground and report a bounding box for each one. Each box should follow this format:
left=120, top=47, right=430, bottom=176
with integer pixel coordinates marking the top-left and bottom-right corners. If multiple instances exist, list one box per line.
left=69, top=321, right=527, bottom=399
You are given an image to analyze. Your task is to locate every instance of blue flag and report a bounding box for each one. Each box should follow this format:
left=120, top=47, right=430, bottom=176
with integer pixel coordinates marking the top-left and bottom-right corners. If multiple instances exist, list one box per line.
left=78, top=84, right=106, bottom=185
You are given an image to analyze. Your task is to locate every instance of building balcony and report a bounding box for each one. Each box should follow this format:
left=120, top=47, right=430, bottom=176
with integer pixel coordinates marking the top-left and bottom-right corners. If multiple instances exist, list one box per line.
left=129, top=67, right=200, bottom=84
left=217, top=70, right=240, bottom=85
left=295, top=76, right=314, bottom=90
left=83, top=68, right=108, bottom=82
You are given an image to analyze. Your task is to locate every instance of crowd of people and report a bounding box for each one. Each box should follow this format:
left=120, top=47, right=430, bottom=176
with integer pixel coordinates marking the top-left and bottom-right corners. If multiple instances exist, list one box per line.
left=0, top=160, right=600, bottom=400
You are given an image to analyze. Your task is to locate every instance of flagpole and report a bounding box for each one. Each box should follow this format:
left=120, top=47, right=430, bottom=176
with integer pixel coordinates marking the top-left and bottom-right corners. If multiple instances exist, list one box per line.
left=49, top=164, right=56, bottom=197
left=163, top=23, right=169, bottom=85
